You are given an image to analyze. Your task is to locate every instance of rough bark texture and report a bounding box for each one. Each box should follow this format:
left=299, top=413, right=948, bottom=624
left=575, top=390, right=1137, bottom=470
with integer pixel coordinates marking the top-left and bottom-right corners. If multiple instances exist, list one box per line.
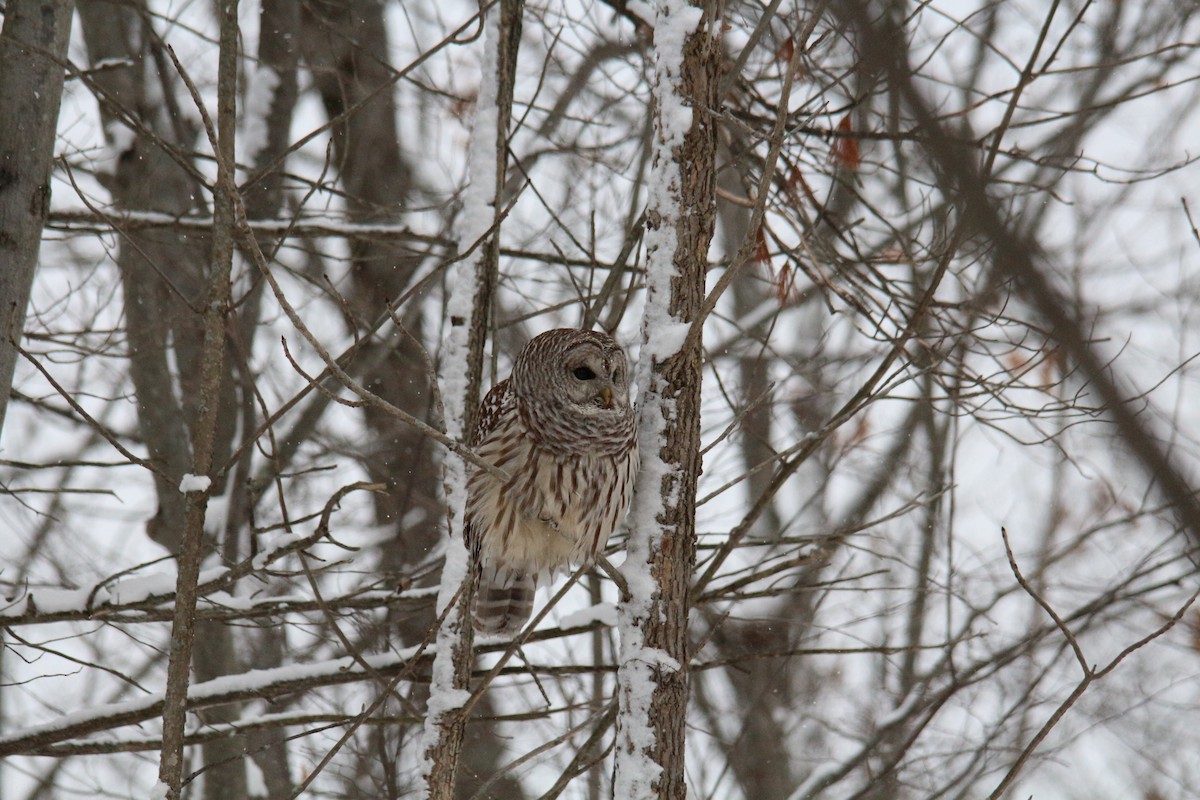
left=639, top=3, right=720, bottom=796
left=0, top=0, right=74, bottom=438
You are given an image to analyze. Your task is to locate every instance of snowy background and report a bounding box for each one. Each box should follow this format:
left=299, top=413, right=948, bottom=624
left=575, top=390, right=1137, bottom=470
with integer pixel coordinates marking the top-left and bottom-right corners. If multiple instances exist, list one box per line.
left=3, top=0, right=1200, bottom=798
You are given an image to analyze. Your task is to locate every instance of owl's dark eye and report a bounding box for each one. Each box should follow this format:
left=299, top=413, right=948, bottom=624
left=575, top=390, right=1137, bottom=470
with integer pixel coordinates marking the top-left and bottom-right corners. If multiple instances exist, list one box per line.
left=572, top=366, right=596, bottom=381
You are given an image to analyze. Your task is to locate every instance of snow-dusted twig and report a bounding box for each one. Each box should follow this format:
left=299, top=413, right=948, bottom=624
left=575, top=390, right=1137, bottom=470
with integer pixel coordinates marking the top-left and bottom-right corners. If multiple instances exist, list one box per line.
left=0, top=646, right=423, bottom=758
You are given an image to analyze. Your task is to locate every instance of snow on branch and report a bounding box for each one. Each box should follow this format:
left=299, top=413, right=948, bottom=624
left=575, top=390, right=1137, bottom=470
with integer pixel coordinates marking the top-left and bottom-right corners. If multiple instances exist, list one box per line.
left=178, top=473, right=211, bottom=493
left=614, top=1, right=709, bottom=797
left=418, top=1, right=509, bottom=794
left=1, top=482, right=382, bottom=625
left=0, top=647, right=421, bottom=757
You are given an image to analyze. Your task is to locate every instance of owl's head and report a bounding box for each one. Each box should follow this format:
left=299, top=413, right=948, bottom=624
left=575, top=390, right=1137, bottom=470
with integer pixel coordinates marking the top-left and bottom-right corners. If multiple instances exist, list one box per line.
left=512, top=328, right=633, bottom=417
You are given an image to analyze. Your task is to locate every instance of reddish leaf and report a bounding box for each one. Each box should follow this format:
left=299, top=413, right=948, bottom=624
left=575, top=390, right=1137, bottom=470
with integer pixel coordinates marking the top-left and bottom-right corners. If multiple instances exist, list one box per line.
left=775, top=36, right=795, bottom=64
left=754, top=224, right=770, bottom=264
left=833, top=114, right=860, bottom=171
left=774, top=262, right=791, bottom=304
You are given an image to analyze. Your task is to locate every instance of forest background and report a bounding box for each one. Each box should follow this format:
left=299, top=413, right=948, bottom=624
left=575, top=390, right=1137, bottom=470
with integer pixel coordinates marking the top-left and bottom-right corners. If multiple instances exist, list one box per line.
left=2, top=1, right=1200, bottom=799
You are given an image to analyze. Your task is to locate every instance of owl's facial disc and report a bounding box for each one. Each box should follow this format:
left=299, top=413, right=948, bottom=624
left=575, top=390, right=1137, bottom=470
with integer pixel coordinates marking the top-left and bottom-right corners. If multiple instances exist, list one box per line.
left=565, top=349, right=627, bottom=411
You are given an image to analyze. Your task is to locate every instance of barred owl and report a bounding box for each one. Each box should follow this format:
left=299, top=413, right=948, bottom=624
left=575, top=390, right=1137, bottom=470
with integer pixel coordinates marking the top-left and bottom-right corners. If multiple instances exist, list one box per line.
left=466, top=328, right=638, bottom=636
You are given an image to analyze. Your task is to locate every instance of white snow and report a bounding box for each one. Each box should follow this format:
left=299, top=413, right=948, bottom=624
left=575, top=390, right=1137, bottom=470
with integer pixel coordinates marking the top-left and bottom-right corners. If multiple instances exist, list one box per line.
left=96, top=119, right=136, bottom=176
left=245, top=755, right=268, bottom=798
left=401, top=506, right=428, bottom=529
left=107, top=571, right=178, bottom=604
left=626, top=0, right=657, bottom=21
left=613, top=1, right=705, bottom=796
left=645, top=320, right=691, bottom=360
left=560, top=602, right=619, bottom=628
left=252, top=531, right=305, bottom=569
left=92, top=56, right=134, bottom=70
left=417, top=4, right=507, bottom=791
left=1, top=587, right=91, bottom=617
left=648, top=4, right=704, bottom=149
left=204, top=492, right=231, bottom=537
left=4, top=566, right=218, bottom=615
left=615, top=611, right=664, bottom=795
left=48, top=208, right=441, bottom=238
left=0, top=577, right=182, bottom=619
left=239, top=65, right=281, bottom=166
left=425, top=686, right=471, bottom=718
left=0, top=648, right=422, bottom=754
left=178, top=474, right=211, bottom=493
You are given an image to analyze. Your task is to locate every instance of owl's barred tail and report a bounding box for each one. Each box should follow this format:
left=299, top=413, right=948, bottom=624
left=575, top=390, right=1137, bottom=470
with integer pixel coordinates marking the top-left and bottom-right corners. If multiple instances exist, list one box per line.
left=473, top=571, right=535, bottom=636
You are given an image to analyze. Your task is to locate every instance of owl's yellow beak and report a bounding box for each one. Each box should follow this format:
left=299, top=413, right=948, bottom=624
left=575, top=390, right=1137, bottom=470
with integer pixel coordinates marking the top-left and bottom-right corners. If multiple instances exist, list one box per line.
left=599, top=385, right=614, bottom=408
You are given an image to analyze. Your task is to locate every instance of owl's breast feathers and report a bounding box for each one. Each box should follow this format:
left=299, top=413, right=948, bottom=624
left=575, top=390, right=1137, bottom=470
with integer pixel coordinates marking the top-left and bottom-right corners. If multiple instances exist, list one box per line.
left=465, top=383, right=638, bottom=581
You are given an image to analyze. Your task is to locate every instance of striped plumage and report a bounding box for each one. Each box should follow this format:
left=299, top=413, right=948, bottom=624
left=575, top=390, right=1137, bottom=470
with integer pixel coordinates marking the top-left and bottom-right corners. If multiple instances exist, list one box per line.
left=466, top=329, right=638, bottom=636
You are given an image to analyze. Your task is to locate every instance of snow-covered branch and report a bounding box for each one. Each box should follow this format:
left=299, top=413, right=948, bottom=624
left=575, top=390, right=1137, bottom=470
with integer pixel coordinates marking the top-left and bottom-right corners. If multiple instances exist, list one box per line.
left=0, top=647, right=421, bottom=758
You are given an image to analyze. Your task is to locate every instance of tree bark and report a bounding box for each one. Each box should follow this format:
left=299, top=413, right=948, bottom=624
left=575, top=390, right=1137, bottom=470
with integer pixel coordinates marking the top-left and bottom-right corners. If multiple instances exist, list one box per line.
left=157, top=4, right=241, bottom=797
left=77, top=4, right=249, bottom=797
left=421, top=1, right=524, bottom=797
left=615, top=1, right=718, bottom=797
left=0, top=0, right=74, bottom=439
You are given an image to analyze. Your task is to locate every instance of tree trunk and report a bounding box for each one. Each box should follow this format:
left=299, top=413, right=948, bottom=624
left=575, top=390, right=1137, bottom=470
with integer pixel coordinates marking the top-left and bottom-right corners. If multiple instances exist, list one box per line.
left=615, top=1, right=719, bottom=797
left=0, top=0, right=74, bottom=439
left=421, top=0, right=524, bottom=796
left=77, top=4, right=248, bottom=797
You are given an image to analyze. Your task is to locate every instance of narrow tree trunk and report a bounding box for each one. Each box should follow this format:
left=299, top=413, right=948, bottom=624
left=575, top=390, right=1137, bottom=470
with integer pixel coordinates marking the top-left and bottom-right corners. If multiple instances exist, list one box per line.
left=0, top=0, right=74, bottom=438
left=77, top=3, right=250, bottom=796
left=614, top=1, right=719, bottom=798
left=421, top=1, right=524, bottom=797
left=158, top=5, right=241, bottom=797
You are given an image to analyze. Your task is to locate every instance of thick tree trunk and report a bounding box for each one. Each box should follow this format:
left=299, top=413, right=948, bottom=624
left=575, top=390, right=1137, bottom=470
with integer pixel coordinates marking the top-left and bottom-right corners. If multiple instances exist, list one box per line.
left=0, top=0, right=74, bottom=439
left=421, top=0, right=524, bottom=797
